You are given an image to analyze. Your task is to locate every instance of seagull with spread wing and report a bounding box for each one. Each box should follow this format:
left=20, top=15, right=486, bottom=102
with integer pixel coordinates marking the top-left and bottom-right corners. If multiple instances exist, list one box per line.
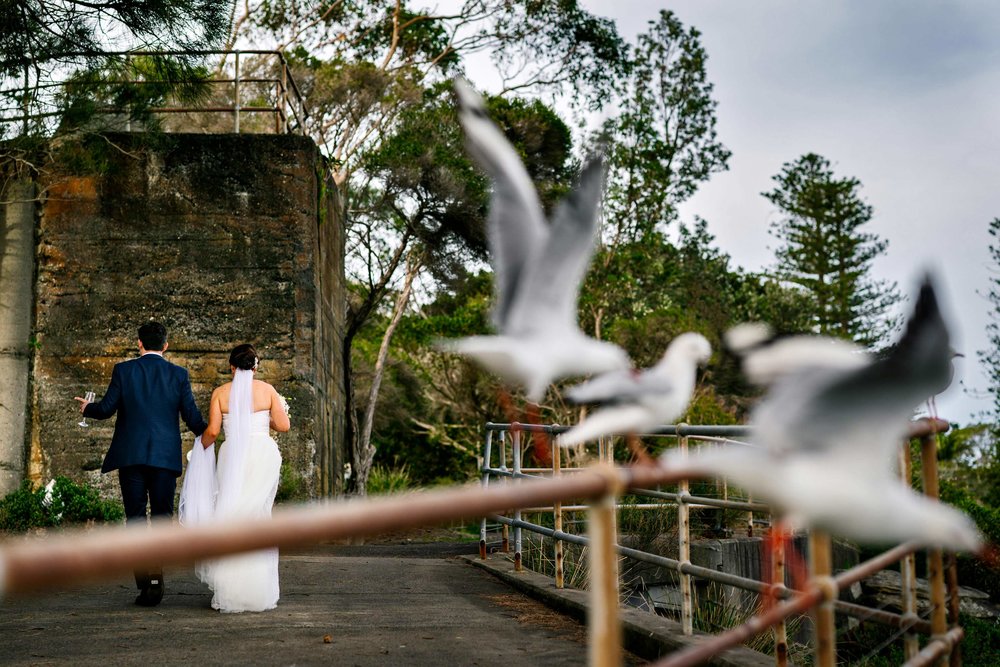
left=661, top=275, right=982, bottom=550
left=438, top=79, right=630, bottom=403
left=558, top=332, right=712, bottom=447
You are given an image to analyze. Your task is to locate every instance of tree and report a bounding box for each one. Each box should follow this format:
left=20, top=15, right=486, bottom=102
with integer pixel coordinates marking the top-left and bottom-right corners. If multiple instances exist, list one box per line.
left=596, top=10, right=730, bottom=244
left=980, top=219, right=1000, bottom=430
left=762, top=153, right=899, bottom=346
left=1, top=0, right=233, bottom=134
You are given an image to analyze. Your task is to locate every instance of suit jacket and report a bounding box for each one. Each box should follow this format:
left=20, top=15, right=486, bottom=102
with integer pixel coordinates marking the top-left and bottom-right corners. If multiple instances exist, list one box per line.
left=85, top=353, right=207, bottom=476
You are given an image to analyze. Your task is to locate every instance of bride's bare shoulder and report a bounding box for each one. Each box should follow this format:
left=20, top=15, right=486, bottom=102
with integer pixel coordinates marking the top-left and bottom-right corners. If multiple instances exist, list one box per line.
left=212, top=382, right=233, bottom=398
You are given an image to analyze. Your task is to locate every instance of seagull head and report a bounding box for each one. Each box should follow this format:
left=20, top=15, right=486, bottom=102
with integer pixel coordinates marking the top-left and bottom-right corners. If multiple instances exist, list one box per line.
left=665, top=332, right=712, bottom=367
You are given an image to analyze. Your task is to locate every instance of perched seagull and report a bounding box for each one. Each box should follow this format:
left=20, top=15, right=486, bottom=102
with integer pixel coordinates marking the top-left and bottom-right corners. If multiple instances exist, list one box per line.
left=438, top=79, right=630, bottom=403
left=558, top=333, right=712, bottom=447
left=661, top=275, right=982, bottom=551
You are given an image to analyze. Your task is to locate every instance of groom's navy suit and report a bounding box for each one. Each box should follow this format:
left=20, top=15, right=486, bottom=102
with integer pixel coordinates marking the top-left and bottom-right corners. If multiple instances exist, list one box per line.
left=85, top=353, right=207, bottom=525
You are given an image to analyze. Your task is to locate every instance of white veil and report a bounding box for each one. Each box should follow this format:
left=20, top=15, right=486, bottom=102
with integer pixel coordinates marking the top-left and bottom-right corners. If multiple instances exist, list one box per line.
left=215, top=368, right=254, bottom=518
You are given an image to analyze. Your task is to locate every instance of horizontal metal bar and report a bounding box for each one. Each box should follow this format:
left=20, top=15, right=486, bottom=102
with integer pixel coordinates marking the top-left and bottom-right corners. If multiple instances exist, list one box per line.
left=484, top=422, right=752, bottom=438
left=485, top=419, right=948, bottom=441
left=632, top=487, right=769, bottom=512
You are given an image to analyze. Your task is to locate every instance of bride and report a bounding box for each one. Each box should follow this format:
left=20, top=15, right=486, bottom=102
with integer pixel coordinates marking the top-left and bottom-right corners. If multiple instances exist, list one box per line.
left=181, top=343, right=290, bottom=613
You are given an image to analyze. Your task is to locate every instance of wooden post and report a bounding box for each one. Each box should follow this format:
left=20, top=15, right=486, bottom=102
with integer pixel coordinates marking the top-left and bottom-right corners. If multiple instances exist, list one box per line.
left=809, top=530, right=836, bottom=667
left=554, top=429, right=565, bottom=589
left=678, top=431, right=693, bottom=636
left=921, top=433, right=950, bottom=667
left=900, top=440, right=920, bottom=660
left=588, top=472, right=622, bottom=667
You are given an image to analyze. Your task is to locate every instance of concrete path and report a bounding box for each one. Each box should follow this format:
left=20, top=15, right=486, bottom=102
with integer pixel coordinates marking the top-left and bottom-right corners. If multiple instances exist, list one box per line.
left=0, top=542, right=623, bottom=666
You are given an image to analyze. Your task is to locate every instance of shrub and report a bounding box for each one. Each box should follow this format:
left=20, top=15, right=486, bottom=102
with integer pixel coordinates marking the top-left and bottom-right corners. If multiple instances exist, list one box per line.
left=0, top=477, right=123, bottom=532
left=367, top=464, right=412, bottom=495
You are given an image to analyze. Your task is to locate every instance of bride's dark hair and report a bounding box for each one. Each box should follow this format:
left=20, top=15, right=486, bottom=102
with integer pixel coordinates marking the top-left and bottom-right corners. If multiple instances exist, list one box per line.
left=229, top=343, right=258, bottom=371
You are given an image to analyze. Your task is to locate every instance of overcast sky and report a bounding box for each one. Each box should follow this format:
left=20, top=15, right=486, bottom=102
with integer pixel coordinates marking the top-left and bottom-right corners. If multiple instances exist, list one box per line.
left=567, top=1, right=1000, bottom=424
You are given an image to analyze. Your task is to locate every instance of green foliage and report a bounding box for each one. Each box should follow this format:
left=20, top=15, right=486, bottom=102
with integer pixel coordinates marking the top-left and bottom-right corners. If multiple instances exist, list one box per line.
left=762, top=152, right=900, bottom=346
left=1, top=0, right=232, bottom=136
left=596, top=10, right=730, bottom=240
left=275, top=462, right=307, bottom=503
left=367, top=464, right=413, bottom=495
left=979, top=218, right=1000, bottom=435
left=939, top=479, right=1000, bottom=599
left=58, top=55, right=213, bottom=133
left=0, top=478, right=123, bottom=532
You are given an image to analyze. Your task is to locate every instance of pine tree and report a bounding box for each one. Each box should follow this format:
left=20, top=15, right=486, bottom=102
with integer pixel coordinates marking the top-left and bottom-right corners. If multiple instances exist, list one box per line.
left=980, top=219, right=1000, bottom=424
left=762, top=153, right=899, bottom=346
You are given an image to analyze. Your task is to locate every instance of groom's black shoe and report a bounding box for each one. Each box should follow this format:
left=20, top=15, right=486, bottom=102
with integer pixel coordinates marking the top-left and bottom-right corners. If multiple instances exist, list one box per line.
left=135, top=573, right=164, bottom=607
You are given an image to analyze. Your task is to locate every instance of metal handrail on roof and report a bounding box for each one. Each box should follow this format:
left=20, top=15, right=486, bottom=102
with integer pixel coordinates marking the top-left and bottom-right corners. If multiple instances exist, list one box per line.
left=1, top=49, right=309, bottom=136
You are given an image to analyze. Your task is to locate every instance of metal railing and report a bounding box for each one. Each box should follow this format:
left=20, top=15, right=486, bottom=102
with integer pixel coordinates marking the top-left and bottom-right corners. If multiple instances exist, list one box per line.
left=0, top=418, right=967, bottom=667
left=1, top=50, right=308, bottom=136
left=478, top=419, right=964, bottom=667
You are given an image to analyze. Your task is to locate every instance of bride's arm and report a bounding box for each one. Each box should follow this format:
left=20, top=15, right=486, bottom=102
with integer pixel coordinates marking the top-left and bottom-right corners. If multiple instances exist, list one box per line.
left=201, top=389, right=223, bottom=447
left=269, top=386, right=291, bottom=433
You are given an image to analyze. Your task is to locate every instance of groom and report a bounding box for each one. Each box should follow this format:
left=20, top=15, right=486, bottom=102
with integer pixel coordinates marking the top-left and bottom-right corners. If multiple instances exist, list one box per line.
left=75, top=321, right=207, bottom=607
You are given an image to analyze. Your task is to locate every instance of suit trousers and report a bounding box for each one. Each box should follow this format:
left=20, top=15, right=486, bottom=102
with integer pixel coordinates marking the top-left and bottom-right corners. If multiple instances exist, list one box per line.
left=118, top=465, right=176, bottom=588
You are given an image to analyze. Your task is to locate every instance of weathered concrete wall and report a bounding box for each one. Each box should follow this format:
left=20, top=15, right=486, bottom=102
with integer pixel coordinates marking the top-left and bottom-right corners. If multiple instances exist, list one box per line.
left=26, top=132, right=344, bottom=498
left=0, top=178, right=36, bottom=495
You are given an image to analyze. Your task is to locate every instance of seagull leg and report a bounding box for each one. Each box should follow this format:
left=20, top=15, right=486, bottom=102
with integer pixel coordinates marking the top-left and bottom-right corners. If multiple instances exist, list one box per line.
left=625, top=433, right=654, bottom=467
left=525, top=402, right=552, bottom=467
left=763, top=519, right=787, bottom=613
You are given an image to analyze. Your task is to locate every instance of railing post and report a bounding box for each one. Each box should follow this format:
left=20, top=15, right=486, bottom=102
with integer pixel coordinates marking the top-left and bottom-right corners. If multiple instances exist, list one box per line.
left=809, top=530, right=836, bottom=667
left=280, top=59, right=289, bottom=133
left=234, top=50, right=241, bottom=133
left=500, top=429, right=509, bottom=553
left=588, top=466, right=622, bottom=667
left=921, top=432, right=950, bottom=667
left=900, top=440, right=920, bottom=660
left=947, top=552, right=962, bottom=667
left=479, top=429, right=493, bottom=560
left=772, top=519, right=788, bottom=667
left=512, top=426, right=522, bottom=572
left=22, top=64, right=28, bottom=136
left=678, top=428, right=693, bottom=636
left=553, top=426, right=564, bottom=589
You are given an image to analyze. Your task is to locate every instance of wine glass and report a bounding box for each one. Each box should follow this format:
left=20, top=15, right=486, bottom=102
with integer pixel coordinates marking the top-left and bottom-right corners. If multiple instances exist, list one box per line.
left=78, top=391, right=95, bottom=427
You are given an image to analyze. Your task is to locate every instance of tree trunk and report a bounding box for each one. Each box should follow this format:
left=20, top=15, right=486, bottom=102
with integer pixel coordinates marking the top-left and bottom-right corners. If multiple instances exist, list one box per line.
left=354, top=251, right=421, bottom=496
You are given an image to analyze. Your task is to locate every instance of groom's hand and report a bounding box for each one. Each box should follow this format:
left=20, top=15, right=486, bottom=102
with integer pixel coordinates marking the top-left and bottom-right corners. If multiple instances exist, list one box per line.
left=73, top=397, right=89, bottom=413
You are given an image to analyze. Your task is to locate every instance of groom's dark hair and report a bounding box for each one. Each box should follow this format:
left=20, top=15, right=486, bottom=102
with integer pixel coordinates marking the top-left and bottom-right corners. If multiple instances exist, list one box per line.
left=138, top=321, right=167, bottom=351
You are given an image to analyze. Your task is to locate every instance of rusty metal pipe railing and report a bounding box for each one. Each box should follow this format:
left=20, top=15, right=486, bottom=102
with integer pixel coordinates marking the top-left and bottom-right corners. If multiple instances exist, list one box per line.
left=496, top=514, right=930, bottom=632
left=904, top=627, right=965, bottom=667
left=0, top=463, right=687, bottom=597
left=651, top=542, right=921, bottom=667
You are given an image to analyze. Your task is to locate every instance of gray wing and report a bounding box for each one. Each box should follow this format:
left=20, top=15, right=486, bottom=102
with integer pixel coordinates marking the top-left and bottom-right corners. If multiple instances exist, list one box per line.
left=759, top=276, right=953, bottom=466
left=454, top=78, right=547, bottom=331
left=504, top=156, right=606, bottom=334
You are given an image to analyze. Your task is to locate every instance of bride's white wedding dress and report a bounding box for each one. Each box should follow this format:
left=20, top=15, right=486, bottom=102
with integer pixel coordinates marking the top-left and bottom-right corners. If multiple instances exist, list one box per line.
left=204, top=409, right=282, bottom=612
left=180, top=369, right=282, bottom=613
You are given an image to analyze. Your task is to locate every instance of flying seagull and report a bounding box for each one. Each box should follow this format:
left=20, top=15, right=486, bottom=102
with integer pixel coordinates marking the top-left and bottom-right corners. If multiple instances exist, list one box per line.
left=661, top=275, right=982, bottom=551
left=438, top=79, right=630, bottom=403
left=558, top=332, right=712, bottom=447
